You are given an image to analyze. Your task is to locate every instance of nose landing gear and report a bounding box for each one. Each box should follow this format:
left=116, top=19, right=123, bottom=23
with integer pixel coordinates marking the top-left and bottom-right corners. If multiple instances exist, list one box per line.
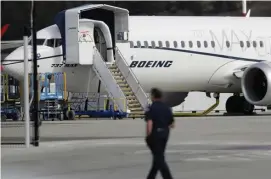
left=226, top=95, right=254, bottom=115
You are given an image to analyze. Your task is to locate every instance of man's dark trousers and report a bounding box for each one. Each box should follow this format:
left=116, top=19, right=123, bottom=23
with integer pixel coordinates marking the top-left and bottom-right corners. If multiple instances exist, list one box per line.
left=146, top=129, right=173, bottom=179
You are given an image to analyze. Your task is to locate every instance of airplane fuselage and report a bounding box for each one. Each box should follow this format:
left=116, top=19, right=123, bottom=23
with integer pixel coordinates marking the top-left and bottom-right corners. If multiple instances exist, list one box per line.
left=3, top=16, right=271, bottom=95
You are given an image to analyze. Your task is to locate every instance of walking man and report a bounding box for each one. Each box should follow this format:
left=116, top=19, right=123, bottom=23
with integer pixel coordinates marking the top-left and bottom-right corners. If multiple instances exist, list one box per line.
left=145, top=88, right=174, bottom=179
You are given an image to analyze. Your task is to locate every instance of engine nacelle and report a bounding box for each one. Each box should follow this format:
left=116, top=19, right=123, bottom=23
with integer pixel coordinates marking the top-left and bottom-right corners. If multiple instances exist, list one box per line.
left=241, top=62, right=271, bottom=106
left=162, top=92, right=188, bottom=107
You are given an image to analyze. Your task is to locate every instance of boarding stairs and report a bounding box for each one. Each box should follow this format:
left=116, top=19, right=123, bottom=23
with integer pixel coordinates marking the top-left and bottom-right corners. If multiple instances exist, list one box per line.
left=92, top=47, right=150, bottom=118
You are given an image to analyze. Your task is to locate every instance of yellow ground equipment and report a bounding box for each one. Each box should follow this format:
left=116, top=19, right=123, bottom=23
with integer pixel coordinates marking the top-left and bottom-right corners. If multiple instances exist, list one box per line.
left=1, top=74, right=20, bottom=102
left=1, top=74, right=5, bottom=103
left=173, top=98, right=220, bottom=117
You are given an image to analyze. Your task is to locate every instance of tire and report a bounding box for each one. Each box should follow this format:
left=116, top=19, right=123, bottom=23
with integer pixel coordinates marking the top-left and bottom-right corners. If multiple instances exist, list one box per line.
left=241, top=97, right=255, bottom=115
left=66, top=110, right=75, bottom=120
left=226, top=96, right=239, bottom=113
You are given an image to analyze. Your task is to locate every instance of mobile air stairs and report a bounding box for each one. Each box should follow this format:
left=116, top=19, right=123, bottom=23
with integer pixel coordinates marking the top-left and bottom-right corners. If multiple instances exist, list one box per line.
left=92, top=47, right=150, bottom=118
left=58, top=4, right=150, bottom=118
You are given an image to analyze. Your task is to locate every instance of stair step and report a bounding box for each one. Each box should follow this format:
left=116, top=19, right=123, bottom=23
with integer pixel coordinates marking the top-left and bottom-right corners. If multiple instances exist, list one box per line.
left=112, top=72, right=121, bottom=76
left=127, top=98, right=138, bottom=102
left=119, top=84, right=129, bottom=88
left=129, top=107, right=142, bottom=111
left=128, top=103, right=141, bottom=108
left=108, top=66, right=117, bottom=70
left=121, top=87, right=132, bottom=91
left=114, top=76, right=125, bottom=80
left=113, top=74, right=124, bottom=78
left=116, top=79, right=126, bottom=83
left=124, top=91, right=133, bottom=95
left=126, top=96, right=136, bottom=100
left=126, top=95, right=136, bottom=99
left=129, top=111, right=145, bottom=118
left=110, top=69, right=119, bottom=72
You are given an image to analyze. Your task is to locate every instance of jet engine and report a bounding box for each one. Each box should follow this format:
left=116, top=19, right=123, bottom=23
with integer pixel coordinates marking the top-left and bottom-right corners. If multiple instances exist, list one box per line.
left=241, top=62, right=271, bottom=106
left=162, top=92, right=189, bottom=107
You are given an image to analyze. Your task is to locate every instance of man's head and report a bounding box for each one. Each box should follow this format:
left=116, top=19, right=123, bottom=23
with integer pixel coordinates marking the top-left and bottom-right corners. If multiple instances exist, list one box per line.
left=150, top=88, right=163, bottom=101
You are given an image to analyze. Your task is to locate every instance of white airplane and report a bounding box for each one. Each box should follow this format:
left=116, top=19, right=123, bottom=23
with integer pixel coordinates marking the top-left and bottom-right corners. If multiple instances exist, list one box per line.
left=2, top=4, right=271, bottom=116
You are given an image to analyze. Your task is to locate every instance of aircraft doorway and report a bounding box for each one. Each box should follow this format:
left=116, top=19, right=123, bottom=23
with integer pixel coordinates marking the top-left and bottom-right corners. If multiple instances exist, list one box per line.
left=94, top=27, right=107, bottom=62
left=81, top=9, right=115, bottom=53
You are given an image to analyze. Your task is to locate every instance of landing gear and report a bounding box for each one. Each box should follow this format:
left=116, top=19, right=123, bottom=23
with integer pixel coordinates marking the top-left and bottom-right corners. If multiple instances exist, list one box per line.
left=226, top=95, right=254, bottom=115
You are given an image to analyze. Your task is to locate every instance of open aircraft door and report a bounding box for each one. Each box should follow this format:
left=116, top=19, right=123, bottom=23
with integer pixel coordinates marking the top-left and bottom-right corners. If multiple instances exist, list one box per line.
left=54, top=4, right=129, bottom=65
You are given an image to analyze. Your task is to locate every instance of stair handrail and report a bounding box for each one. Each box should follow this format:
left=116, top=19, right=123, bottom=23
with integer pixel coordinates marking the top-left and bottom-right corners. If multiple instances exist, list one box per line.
left=92, top=47, right=126, bottom=112
left=115, top=46, right=150, bottom=107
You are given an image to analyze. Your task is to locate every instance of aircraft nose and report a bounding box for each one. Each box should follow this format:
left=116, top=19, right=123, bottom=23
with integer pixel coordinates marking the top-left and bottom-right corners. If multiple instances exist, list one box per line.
left=2, top=46, right=32, bottom=80
left=5, top=46, right=33, bottom=61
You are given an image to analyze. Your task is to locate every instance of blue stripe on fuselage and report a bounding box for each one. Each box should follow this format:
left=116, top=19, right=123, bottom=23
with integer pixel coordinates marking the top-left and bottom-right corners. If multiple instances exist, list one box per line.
left=3, top=47, right=265, bottom=65
left=133, top=46, right=264, bottom=62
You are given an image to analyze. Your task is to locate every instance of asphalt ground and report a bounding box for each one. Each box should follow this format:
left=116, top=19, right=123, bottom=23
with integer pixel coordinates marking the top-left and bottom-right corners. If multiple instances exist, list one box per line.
left=2, top=116, right=271, bottom=179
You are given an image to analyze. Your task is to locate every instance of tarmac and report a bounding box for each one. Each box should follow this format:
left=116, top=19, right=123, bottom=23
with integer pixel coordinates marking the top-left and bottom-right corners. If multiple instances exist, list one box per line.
left=2, top=115, right=271, bottom=179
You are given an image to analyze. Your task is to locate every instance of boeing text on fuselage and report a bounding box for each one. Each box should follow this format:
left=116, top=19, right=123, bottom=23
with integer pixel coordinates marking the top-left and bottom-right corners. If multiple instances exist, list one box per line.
left=129, top=60, right=173, bottom=68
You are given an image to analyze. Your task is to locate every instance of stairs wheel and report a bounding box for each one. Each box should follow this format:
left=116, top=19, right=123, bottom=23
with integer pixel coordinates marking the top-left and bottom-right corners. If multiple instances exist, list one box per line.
left=66, top=110, right=75, bottom=120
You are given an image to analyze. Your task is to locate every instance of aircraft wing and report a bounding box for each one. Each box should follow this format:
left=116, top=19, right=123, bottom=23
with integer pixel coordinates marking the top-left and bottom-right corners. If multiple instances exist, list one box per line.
left=208, top=60, right=261, bottom=88
left=1, top=40, right=24, bottom=50
left=1, top=24, right=24, bottom=51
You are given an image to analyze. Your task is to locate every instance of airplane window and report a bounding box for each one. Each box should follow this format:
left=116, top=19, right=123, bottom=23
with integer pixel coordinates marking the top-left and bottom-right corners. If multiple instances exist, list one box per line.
left=197, top=41, right=201, bottom=48
left=129, top=41, right=134, bottom=48
left=211, top=41, right=215, bottom=48
left=240, top=41, right=244, bottom=48
left=158, top=41, right=163, bottom=48
left=246, top=41, right=250, bottom=48
left=28, top=39, right=46, bottom=45
left=46, top=39, right=55, bottom=47
left=253, top=41, right=257, bottom=48
left=181, top=41, right=185, bottom=48
left=55, top=39, right=62, bottom=47
left=189, top=41, right=193, bottom=48
left=151, top=41, right=156, bottom=48
left=137, top=41, right=141, bottom=48
left=204, top=41, right=208, bottom=48
left=144, top=41, right=148, bottom=48
left=165, top=41, right=170, bottom=48
left=226, top=41, right=230, bottom=48
left=260, top=41, right=264, bottom=48
left=173, top=41, right=178, bottom=48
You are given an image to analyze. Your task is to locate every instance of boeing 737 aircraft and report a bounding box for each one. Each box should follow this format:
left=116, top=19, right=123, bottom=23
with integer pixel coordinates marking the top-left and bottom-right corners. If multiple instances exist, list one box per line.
left=2, top=4, right=271, bottom=116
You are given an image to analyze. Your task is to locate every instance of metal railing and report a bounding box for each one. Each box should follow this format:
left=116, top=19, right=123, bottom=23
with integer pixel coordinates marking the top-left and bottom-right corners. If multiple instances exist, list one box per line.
left=104, top=97, right=127, bottom=112
left=115, top=46, right=150, bottom=108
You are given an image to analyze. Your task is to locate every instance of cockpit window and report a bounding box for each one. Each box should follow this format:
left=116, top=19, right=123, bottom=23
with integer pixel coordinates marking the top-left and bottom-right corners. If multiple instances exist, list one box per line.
left=46, top=39, right=55, bottom=47
left=55, top=39, right=62, bottom=47
left=28, top=39, right=46, bottom=45
left=45, top=39, right=62, bottom=48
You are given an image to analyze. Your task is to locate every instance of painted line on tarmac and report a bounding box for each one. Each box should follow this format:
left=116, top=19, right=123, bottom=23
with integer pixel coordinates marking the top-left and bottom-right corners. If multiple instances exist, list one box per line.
left=40, top=140, right=271, bottom=148
left=3, top=139, right=271, bottom=158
